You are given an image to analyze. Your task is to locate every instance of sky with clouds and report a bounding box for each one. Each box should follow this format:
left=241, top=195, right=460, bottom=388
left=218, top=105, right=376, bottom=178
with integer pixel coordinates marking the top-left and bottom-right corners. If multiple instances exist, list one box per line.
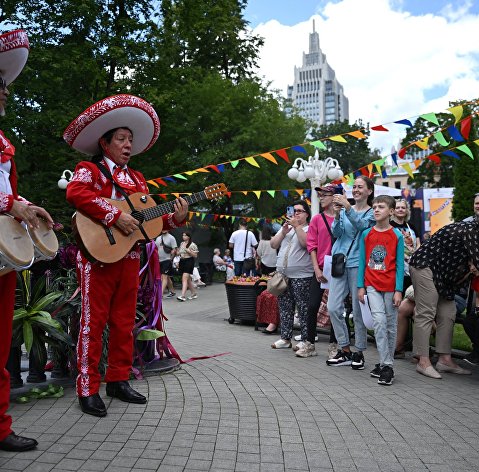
left=244, top=0, right=479, bottom=153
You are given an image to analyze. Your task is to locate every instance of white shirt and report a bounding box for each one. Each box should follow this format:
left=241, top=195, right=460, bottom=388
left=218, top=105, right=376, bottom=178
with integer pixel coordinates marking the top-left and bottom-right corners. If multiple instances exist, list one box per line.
left=229, top=229, right=258, bottom=261
left=0, top=160, right=12, bottom=195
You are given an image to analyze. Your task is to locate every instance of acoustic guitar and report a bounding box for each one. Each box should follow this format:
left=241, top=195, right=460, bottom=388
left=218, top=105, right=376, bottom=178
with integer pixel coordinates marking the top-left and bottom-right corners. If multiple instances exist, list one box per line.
left=73, top=183, right=228, bottom=264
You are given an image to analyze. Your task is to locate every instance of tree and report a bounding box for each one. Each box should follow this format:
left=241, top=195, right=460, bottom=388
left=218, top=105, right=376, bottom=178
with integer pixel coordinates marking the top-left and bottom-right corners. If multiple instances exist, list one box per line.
left=451, top=99, right=479, bottom=221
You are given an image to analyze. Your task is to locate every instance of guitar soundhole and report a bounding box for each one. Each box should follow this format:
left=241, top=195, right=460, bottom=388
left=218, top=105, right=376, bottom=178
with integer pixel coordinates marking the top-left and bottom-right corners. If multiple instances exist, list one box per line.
left=131, top=210, right=145, bottom=223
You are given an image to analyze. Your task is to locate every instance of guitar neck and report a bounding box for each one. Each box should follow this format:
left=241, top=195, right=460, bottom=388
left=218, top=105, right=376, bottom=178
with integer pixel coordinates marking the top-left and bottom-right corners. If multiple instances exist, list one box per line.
left=142, top=191, right=207, bottom=221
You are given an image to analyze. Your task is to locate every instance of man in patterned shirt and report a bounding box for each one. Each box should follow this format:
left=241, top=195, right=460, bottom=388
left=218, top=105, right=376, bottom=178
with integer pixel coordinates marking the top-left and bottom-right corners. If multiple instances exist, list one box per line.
left=409, top=220, right=479, bottom=378
left=0, top=30, right=53, bottom=452
left=64, top=95, right=188, bottom=417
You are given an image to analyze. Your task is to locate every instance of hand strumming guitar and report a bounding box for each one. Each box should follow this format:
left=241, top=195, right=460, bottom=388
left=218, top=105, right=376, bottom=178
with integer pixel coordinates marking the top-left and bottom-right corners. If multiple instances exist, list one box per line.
left=114, top=212, right=140, bottom=236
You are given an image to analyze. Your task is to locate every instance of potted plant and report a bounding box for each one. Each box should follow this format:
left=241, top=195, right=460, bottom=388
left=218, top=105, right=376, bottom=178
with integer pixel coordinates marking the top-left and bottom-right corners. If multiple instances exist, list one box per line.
left=12, top=272, right=75, bottom=382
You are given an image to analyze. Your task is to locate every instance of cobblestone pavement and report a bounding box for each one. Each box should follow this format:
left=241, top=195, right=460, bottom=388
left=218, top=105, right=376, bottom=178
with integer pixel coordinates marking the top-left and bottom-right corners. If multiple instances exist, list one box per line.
left=2, top=283, right=479, bottom=471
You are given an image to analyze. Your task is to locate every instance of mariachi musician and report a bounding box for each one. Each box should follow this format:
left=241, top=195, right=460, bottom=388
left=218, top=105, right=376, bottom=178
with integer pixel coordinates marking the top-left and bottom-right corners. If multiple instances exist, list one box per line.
left=64, top=95, right=188, bottom=417
left=0, top=30, right=53, bottom=452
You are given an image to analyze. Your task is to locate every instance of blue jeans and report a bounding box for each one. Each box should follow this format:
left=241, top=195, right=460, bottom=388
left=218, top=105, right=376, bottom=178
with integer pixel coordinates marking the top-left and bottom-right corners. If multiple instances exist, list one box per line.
left=327, top=267, right=367, bottom=351
left=366, top=287, right=397, bottom=367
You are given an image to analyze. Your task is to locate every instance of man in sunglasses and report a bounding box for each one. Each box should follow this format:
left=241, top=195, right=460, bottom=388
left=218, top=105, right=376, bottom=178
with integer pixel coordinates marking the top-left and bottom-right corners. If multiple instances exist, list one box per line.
left=0, top=30, right=53, bottom=452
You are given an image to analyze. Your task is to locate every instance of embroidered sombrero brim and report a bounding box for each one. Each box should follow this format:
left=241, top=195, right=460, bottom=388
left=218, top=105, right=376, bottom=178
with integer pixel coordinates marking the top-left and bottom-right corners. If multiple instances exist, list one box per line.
left=63, top=94, right=160, bottom=156
left=0, top=30, right=30, bottom=85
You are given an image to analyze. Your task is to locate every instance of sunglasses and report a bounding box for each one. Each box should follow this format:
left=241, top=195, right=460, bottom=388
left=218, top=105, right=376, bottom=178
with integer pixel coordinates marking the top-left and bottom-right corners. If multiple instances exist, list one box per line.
left=293, top=209, right=307, bottom=214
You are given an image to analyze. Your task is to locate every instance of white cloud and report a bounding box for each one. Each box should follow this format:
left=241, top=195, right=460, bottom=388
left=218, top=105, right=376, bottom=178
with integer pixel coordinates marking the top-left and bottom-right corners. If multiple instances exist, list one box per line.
left=252, top=0, right=479, bottom=153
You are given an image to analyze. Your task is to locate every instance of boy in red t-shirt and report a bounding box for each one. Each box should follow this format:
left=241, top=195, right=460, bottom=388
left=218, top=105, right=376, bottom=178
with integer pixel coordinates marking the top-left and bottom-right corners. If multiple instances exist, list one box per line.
left=358, top=196, right=404, bottom=385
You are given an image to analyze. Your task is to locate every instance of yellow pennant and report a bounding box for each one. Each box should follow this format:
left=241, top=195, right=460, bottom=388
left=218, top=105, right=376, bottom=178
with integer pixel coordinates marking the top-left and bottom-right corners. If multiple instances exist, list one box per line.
left=447, top=105, right=463, bottom=124
left=329, top=135, right=348, bottom=143
left=253, top=191, right=261, bottom=199
left=245, top=156, right=260, bottom=167
left=402, top=163, right=414, bottom=178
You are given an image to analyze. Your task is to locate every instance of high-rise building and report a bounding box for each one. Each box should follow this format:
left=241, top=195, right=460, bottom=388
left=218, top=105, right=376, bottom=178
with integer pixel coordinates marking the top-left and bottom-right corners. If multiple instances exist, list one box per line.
left=286, top=20, right=349, bottom=126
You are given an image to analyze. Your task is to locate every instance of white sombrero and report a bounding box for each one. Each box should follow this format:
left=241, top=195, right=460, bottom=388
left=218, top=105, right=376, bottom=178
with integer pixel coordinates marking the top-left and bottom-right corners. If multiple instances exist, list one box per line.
left=0, top=30, right=30, bottom=85
left=63, top=94, right=160, bottom=156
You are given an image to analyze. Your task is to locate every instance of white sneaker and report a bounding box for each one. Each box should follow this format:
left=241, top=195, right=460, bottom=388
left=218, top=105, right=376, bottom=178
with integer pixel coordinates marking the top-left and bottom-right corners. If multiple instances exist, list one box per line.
left=293, top=341, right=305, bottom=352
left=328, top=343, right=338, bottom=359
left=177, top=296, right=186, bottom=302
left=187, top=294, right=198, bottom=300
left=296, top=341, right=318, bottom=358
left=271, top=339, right=292, bottom=349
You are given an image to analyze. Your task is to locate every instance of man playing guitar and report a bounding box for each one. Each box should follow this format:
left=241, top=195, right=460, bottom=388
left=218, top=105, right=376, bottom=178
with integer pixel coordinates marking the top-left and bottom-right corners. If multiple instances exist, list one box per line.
left=64, top=95, right=188, bottom=417
left=0, top=30, right=53, bottom=452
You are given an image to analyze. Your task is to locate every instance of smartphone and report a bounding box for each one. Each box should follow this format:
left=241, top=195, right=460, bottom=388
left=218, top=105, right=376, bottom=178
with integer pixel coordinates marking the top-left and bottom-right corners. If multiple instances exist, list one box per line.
left=334, top=184, right=344, bottom=195
left=286, top=206, right=294, bottom=218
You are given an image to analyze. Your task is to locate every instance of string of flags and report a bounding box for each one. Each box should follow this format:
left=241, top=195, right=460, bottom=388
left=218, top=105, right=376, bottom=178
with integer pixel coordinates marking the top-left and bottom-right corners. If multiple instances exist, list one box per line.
left=147, top=99, right=479, bottom=189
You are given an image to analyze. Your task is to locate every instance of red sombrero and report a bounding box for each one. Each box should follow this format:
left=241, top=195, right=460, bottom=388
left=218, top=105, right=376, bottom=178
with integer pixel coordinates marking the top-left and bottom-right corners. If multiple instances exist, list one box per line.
left=0, top=30, right=29, bottom=85
left=63, top=94, right=160, bottom=156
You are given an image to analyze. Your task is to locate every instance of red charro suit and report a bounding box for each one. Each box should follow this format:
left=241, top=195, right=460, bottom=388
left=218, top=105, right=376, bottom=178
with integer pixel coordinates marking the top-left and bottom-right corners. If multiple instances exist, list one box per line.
left=0, top=130, right=22, bottom=441
left=66, top=159, right=182, bottom=397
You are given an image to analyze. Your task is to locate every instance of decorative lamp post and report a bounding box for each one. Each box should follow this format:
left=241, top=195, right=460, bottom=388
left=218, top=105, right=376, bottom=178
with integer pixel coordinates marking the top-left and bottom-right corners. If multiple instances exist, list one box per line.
left=58, top=169, right=73, bottom=190
left=287, top=149, right=343, bottom=216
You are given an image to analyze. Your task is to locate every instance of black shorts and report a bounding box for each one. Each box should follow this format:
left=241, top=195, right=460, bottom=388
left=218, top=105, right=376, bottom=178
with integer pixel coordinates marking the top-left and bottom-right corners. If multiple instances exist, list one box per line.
left=160, top=259, right=173, bottom=275
left=179, top=257, right=195, bottom=275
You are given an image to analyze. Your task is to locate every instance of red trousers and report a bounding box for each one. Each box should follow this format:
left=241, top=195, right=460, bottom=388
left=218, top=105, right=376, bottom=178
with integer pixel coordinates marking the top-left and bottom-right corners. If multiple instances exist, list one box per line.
left=0, top=271, right=16, bottom=441
left=76, top=251, right=140, bottom=397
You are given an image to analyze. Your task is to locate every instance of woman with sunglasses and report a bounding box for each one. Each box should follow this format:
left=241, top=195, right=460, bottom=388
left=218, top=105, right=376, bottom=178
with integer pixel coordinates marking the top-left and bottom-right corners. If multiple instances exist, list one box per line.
left=270, top=200, right=314, bottom=350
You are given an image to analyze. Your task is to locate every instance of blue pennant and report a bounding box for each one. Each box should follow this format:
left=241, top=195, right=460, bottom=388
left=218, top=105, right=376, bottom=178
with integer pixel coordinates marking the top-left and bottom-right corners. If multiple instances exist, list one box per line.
left=163, top=176, right=176, bottom=182
left=217, top=164, right=225, bottom=173
left=281, top=190, right=289, bottom=198
left=391, top=152, right=398, bottom=166
left=394, top=119, right=413, bottom=127
left=291, top=145, right=308, bottom=154
left=447, top=125, right=464, bottom=142
left=442, top=150, right=460, bottom=159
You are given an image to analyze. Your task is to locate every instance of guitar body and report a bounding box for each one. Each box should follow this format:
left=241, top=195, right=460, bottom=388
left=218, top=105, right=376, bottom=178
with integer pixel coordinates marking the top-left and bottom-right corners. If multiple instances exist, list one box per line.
left=74, top=193, right=163, bottom=264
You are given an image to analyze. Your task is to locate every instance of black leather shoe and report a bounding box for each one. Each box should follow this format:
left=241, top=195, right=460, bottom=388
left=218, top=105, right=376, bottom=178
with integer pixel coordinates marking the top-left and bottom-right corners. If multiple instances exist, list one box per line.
left=0, top=432, right=38, bottom=452
left=106, top=381, right=147, bottom=404
left=262, top=327, right=277, bottom=334
left=79, top=393, right=107, bottom=417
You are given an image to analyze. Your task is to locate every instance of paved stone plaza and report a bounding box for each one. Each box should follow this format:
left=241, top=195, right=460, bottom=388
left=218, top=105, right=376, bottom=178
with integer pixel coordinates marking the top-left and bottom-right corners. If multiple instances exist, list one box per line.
left=1, top=282, right=479, bottom=471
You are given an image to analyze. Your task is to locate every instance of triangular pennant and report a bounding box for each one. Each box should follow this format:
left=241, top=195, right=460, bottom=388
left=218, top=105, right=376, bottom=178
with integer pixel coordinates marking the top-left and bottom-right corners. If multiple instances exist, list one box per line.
left=158, top=194, right=168, bottom=200
left=371, top=125, right=389, bottom=132
left=310, top=140, right=327, bottom=150
left=461, top=116, right=472, bottom=140
left=391, top=152, right=398, bottom=166
left=353, top=170, right=362, bottom=177
left=413, top=138, right=429, bottom=150
left=414, top=159, right=423, bottom=169
left=242, top=191, right=248, bottom=196
left=427, top=154, right=441, bottom=164
left=367, top=164, right=373, bottom=176
left=381, top=167, right=388, bottom=178
left=195, top=168, right=210, bottom=173
left=447, top=125, right=465, bottom=142
left=456, top=144, right=474, bottom=159
left=260, top=153, right=278, bottom=164
left=442, top=150, right=460, bottom=159
left=147, top=180, right=159, bottom=188
left=374, top=163, right=382, bottom=175
left=208, top=165, right=221, bottom=174
left=402, top=163, right=414, bottom=178
left=253, top=191, right=261, bottom=199
left=185, top=170, right=198, bottom=176
left=295, top=189, right=304, bottom=196
left=398, top=148, right=407, bottom=159
left=154, top=178, right=168, bottom=186
left=360, top=167, right=369, bottom=176
left=173, top=174, right=188, bottom=180
left=275, top=149, right=289, bottom=163
left=329, top=135, right=348, bottom=143
left=281, top=190, right=289, bottom=198
left=213, top=214, right=219, bottom=221
left=433, top=131, right=449, bottom=147
left=447, top=105, right=463, bottom=124
left=474, top=139, right=479, bottom=148
left=267, top=190, right=275, bottom=198
left=245, top=156, right=260, bottom=168
left=346, top=174, right=354, bottom=185
left=200, top=213, right=206, bottom=221
left=230, top=160, right=240, bottom=168
left=291, top=145, right=307, bottom=154
left=394, top=119, right=413, bottom=127
left=420, top=112, right=439, bottom=126
left=164, top=177, right=177, bottom=182
left=217, top=164, right=225, bottom=173
left=347, top=130, right=367, bottom=139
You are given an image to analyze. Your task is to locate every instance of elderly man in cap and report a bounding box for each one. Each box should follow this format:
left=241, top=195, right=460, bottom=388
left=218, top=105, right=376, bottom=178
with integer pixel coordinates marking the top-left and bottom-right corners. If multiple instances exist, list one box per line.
left=64, top=94, right=188, bottom=417
left=0, top=29, right=53, bottom=452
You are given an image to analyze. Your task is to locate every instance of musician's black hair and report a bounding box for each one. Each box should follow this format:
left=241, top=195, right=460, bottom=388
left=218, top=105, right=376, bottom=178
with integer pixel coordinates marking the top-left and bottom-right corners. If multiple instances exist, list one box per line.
left=91, top=126, right=133, bottom=163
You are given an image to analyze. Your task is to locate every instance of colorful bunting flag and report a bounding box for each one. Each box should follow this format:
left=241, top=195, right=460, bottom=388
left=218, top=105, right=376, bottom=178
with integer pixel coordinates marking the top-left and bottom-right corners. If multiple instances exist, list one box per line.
left=260, top=153, right=278, bottom=164
left=433, top=131, right=449, bottom=147
left=394, top=119, right=413, bottom=127
left=329, top=135, right=348, bottom=143
left=420, top=112, right=439, bottom=126
left=447, top=125, right=465, bottom=142
left=371, top=125, right=389, bottom=132
left=275, top=149, right=289, bottom=163
left=291, top=145, right=307, bottom=154
left=456, top=144, right=474, bottom=159
left=310, top=140, right=327, bottom=150
left=447, top=105, right=463, bottom=124
left=442, top=150, right=460, bottom=159
left=461, top=116, right=472, bottom=140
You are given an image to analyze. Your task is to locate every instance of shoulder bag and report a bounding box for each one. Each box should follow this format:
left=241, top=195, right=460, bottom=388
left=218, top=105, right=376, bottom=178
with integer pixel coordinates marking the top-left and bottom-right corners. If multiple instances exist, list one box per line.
left=267, top=235, right=294, bottom=296
left=331, top=208, right=371, bottom=278
left=242, top=230, right=256, bottom=273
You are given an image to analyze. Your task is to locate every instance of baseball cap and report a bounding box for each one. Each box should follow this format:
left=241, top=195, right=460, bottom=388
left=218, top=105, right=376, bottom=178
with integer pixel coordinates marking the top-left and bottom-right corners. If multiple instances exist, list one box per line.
left=314, top=184, right=336, bottom=193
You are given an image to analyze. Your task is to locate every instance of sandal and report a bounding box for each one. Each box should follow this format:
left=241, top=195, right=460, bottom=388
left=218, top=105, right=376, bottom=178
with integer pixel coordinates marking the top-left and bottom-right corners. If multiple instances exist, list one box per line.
left=271, top=339, right=292, bottom=349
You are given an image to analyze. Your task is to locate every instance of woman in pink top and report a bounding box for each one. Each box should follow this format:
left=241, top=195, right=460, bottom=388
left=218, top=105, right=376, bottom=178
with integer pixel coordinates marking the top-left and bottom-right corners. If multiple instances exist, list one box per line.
left=296, top=184, right=337, bottom=358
